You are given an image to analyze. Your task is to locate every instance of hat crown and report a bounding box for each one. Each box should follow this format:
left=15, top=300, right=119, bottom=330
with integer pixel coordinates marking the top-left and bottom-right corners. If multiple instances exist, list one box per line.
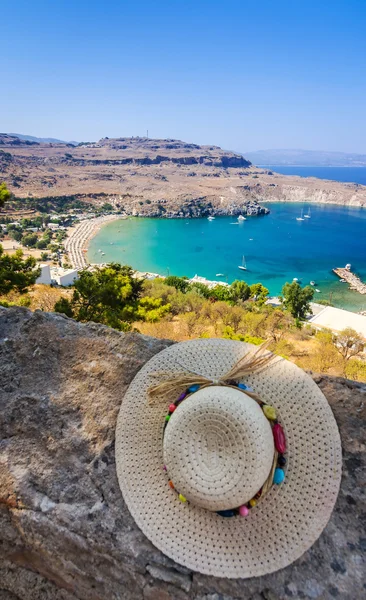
left=163, top=386, right=274, bottom=511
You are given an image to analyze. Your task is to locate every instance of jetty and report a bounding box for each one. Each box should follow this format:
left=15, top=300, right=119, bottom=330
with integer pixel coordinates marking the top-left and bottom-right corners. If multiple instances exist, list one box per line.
left=333, top=265, right=366, bottom=295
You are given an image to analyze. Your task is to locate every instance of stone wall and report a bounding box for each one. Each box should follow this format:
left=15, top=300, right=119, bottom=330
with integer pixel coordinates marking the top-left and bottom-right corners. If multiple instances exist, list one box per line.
left=0, top=308, right=365, bottom=599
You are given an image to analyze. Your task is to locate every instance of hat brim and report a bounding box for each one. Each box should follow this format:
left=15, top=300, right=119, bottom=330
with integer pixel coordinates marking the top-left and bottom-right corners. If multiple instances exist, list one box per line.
left=115, top=339, right=342, bottom=578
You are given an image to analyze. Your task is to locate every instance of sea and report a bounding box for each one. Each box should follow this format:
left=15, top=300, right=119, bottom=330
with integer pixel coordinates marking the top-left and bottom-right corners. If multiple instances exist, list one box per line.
left=262, top=166, right=366, bottom=186
left=88, top=201, right=366, bottom=313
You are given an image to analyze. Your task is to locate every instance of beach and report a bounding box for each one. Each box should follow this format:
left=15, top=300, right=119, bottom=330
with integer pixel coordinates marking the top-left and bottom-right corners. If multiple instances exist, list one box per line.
left=64, top=214, right=123, bottom=269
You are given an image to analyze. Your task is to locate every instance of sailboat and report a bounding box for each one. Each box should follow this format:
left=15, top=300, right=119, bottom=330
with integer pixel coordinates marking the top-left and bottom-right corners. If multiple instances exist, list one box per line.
left=238, top=255, right=247, bottom=271
left=296, top=209, right=305, bottom=221
left=304, top=207, right=311, bottom=219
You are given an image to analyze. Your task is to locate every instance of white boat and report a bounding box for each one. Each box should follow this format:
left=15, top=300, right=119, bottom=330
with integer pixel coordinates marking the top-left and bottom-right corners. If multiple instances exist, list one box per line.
left=296, top=209, right=305, bottom=221
left=238, top=255, right=247, bottom=271
left=101, top=252, right=105, bottom=256
left=216, top=273, right=225, bottom=277
left=315, top=289, right=321, bottom=293
left=207, top=216, right=215, bottom=221
left=293, top=277, right=299, bottom=282
left=340, top=278, right=346, bottom=282
left=238, top=215, right=246, bottom=221
left=98, top=249, right=102, bottom=252
left=310, top=280, right=316, bottom=286
left=304, top=207, right=311, bottom=219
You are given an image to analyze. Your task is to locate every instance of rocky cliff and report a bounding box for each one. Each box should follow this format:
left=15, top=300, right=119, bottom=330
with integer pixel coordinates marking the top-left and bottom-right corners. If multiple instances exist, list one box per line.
left=1, top=136, right=365, bottom=213
left=0, top=307, right=365, bottom=600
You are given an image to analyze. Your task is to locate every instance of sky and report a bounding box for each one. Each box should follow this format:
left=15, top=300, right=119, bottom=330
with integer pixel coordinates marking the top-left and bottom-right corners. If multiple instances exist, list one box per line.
left=1, top=0, right=366, bottom=153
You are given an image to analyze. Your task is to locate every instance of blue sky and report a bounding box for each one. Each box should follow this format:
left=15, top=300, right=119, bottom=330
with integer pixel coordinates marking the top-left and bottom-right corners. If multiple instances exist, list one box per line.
left=1, top=0, right=365, bottom=153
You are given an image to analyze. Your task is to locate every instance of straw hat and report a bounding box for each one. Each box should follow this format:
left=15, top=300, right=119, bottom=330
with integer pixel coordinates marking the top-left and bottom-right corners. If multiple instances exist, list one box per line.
left=115, top=339, right=342, bottom=578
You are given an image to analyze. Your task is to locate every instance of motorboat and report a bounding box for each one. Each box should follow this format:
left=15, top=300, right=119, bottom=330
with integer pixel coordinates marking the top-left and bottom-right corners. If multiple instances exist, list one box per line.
left=238, top=215, right=246, bottom=221
left=207, top=216, right=215, bottom=221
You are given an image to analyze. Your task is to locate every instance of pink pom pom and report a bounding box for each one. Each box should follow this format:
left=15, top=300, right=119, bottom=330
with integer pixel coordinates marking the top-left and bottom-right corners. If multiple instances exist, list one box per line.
left=239, top=505, right=249, bottom=517
left=169, top=404, right=176, bottom=413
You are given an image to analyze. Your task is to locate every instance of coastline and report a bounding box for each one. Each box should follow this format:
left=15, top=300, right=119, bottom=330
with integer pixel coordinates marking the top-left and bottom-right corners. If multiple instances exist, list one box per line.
left=64, top=214, right=124, bottom=269
left=85, top=205, right=366, bottom=313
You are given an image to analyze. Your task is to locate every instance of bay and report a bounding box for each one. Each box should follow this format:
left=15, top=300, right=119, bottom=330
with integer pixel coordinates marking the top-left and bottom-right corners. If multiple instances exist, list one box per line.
left=88, top=203, right=366, bottom=312
left=262, top=166, right=366, bottom=185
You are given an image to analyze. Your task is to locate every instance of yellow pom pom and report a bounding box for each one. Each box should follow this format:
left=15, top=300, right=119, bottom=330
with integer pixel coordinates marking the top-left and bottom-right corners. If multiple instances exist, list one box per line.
left=178, top=494, right=187, bottom=503
left=263, top=405, right=277, bottom=420
left=249, top=498, right=257, bottom=507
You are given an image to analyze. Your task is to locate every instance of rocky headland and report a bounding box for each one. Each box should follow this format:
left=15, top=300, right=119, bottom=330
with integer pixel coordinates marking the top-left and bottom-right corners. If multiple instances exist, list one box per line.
left=1, top=135, right=365, bottom=216
left=0, top=307, right=365, bottom=600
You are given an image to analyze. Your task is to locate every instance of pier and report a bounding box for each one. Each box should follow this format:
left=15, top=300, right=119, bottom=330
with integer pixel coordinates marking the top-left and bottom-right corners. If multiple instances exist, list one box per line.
left=333, top=266, right=366, bottom=295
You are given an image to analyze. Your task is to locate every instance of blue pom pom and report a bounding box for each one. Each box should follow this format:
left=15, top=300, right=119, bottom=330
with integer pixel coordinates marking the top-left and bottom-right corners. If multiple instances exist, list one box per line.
left=217, top=509, right=236, bottom=518
left=238, top=383, right=253, bottom=392
left=273, top=468, right=285, bottom=485
left=188, top=384, right=200, bottom=393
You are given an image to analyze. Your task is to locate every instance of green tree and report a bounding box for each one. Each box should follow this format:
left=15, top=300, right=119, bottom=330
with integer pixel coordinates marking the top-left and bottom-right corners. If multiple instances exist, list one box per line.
left=100, top=203, right=114, bottom=212
left=0, top=244, right=40, bottom=294
left=36, top=238, right=48, bottom=249
left=21, top=233, right=38, bottom=248
left=190, top=282, right=212, bottom=299
left=280, top=282, right=314, bottom=319
left=211, top=285, right=231, bottom=302
left=54, top=264, right=144, bottom=331
left=164, top=275, right=190, bottom=293
left=136, top=297, right=171, bottom=322
left=8, top=230, right=22, bottom=242
left=230, top=279, right=251, bottom=302
left=0, top=182, right=11, bottom=209
left=249, top=283, right=269, bottom=304
left=54, top=297, right=74, bottom=317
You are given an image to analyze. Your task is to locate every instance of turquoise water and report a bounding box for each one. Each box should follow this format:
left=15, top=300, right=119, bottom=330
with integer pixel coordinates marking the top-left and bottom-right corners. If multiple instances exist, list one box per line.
left=263, top=166, right=366, bottom=185
left=88, top=203, right=366, bottom=312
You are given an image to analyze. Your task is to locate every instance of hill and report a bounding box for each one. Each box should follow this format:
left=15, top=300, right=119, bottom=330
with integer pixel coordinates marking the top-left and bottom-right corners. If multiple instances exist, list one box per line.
left=0, top=136, right=365, bottom=213
left=8, top=132, right=78, bottom=145
left=244, top=148, right=366, bottom=167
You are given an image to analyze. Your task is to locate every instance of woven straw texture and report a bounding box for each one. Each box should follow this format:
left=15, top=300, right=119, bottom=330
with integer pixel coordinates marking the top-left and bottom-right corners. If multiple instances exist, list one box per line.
left=115, top=339, right=342, bottom=578
left=164, top=386, right=274, bottom=511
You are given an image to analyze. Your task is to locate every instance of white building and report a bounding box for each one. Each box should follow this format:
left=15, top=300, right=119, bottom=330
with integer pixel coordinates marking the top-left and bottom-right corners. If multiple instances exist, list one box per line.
left=308, top=306, right=366, bottom=339
left=51, top=267, right=79, bottom=287
left=36, top=264, right=52, bottom=285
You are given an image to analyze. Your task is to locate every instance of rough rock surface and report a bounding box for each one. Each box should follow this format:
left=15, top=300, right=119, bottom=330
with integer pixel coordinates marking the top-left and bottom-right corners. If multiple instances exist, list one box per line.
left=0, top=307, right=365, bottom=600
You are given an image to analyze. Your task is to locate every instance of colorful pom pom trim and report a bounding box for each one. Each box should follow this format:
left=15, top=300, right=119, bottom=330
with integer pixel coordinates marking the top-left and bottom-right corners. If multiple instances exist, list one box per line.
left=163, top=381, right=287, bottom=517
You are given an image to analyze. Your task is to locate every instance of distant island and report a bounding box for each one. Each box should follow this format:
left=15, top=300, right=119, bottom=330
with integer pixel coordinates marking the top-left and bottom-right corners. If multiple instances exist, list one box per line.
left=8, top=133, right=78, bottom=145
left=244, top=148, right=366, bottom=167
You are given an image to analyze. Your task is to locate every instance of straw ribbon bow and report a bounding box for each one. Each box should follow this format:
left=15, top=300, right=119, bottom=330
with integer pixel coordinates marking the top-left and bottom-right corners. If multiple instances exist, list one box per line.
left=147, top=342, right=277, bottom=404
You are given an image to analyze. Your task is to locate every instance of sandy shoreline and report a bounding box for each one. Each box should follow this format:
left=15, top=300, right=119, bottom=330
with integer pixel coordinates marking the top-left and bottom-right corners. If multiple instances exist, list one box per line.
left=63, top=214, right=124, bottom=269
